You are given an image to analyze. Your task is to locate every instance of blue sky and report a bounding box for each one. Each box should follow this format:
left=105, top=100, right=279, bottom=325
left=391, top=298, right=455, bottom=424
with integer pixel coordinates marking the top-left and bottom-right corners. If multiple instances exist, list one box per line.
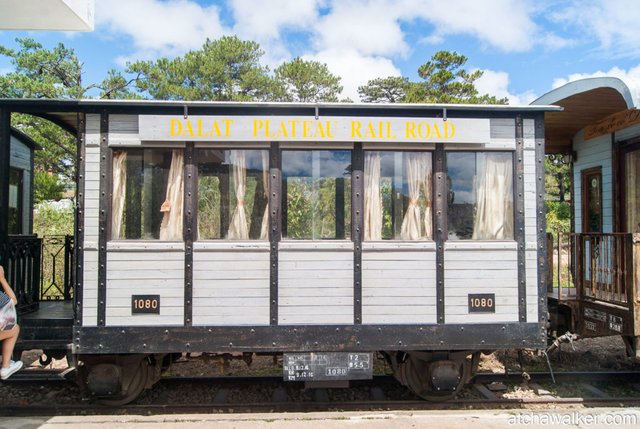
left=1, top=0, right=640, bottom=104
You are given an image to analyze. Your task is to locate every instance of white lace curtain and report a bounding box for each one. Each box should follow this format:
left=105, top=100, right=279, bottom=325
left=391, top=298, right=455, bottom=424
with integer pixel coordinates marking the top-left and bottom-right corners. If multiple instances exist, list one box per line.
left=364, top=152, right=383, bottom=240
left=159, top=150, right=184, bottom=241
left=111, top=151, right=127, bottom=239
left=472, top=153, right=514, bottom=240
left=401, top=153, right=430, bottom=240
left=422, top=153, right=433, bottom=240
left=364, top=152, right=432, bottom=240
left=260, top=151, right=270, bottom=240
left=227, top=150, right=248, bottom=239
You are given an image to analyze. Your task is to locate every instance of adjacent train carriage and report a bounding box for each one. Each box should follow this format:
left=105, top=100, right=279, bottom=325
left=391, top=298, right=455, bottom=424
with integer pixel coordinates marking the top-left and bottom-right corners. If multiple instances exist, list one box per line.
left=535, top=78, right=640, bottom=360
left=0, top=99, right=554, bottom=402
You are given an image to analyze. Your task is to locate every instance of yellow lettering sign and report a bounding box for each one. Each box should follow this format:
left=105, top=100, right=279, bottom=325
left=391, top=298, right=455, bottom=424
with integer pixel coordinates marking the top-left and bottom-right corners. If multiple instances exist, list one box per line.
left=403, top=120, right=455, bottom=140
left=163, top=116, right=461, bottom=142
left=170, top=118, right=234, bottom=138
left=351, top=121, right=362, bottom=138
left=170, top=119, right=182, bottom=137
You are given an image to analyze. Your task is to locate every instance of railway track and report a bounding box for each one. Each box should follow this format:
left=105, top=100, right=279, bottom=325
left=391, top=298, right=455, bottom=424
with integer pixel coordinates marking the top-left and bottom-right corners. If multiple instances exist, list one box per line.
left=2, top=369, right=640, bottom=416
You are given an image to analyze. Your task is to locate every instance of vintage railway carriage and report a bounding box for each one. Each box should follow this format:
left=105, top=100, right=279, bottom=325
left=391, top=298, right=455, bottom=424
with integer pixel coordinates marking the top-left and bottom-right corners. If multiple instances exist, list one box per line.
left=536, top=78, right=640, bottom=360
left=0, top=99, right=554, bottom=402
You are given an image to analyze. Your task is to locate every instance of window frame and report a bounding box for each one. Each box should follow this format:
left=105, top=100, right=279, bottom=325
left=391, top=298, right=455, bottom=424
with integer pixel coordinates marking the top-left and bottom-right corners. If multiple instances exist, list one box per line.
left=445, top=150, right=516, bottom=241
left=280, top=148, right=353, bottom=241
left=195, top=148, right=270, bottom=241
left=362, top=149, right=435, bottom=241
left=109, top=147, right=183, bottom=242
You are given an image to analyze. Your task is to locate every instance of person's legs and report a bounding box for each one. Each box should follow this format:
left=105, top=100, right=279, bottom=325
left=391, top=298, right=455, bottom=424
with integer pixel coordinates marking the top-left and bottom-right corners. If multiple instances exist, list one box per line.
left=0, top=324, right=20, bottom=368
left=0, top=325, right=22, bottom=379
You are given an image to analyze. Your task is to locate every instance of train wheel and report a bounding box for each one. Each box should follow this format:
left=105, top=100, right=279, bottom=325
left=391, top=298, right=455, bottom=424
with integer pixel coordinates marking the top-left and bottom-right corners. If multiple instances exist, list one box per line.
left=96, top=358, right=150, bottom=406
left=393, top=352, right=477, bottom=401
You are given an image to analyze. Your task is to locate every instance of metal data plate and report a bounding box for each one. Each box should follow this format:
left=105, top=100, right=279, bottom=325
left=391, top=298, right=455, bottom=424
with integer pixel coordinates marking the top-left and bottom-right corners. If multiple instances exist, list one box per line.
left=283, top=352, right=373, bottom=381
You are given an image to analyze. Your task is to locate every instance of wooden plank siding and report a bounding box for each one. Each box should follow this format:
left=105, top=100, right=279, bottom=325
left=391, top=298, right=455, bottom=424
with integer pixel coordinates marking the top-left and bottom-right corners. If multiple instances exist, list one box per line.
left=108, top=114, right=141, bottom=146
left=362, top=244, right=437, bottom=324
left=105, top=250, right=185, bottom=326
left=192, top=247, right=270, bottom=326
left=489, top=118, right=516, bottom=150
left=82, top=249, right=98, bottom=326
left=573, top=131, right=613, bottom=233
left=444, top=244, right=519, bottom=323
left=523, top=118, right=540, bottom=322
left=613, top=122, right=640, bottom=142
left=82, top=114, right=101, bottom=326
left=278, top=244, right=354, bottom=325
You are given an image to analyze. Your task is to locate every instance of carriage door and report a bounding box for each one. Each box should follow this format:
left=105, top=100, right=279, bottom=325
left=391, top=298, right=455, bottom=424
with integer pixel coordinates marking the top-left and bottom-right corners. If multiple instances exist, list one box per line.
left=581, top=168, right=602, bottom=297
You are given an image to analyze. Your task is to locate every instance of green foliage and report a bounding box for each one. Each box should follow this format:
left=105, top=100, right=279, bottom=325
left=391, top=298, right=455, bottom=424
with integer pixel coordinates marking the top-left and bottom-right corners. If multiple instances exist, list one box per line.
left=545, top=156, right=571, bottom=202
left=0, top=38, right=84, bottom=180
left=0, top=38, right=86, bottom=98
left=357, top=76, right=410, bottom=103
left=286, top=180, right=314, bottom=238
left=273, top=57, right=343, bottom=102
left=198, top=176, right=222, bottom=239
left=546, top=200, right=571, bottom=239
left=33, top=170, right=65, bottom=204
left=13, top=113, right=76, bottom=180
left=33, top=202, right=74, bottom=237
left=410, top=51, right=508, bottom=104
left=98, top=69, right=144, bottom=100
left=359, top=51, right=508, bottom=104
left=545, top=156, right=572, bottom=238
left=285, top=178, right=350, bottom=239
left=127, top=36, right=276, bottom=101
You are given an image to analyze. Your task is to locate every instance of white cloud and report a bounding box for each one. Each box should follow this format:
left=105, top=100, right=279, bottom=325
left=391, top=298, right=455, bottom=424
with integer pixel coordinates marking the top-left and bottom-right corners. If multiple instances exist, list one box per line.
left=314, top=1, right=410, bottom=57
left=552, top=65, right=640, bottom=107
left=231, top=0, right=321, bottom=41
left=230, top=0, right=322, bottom=67
left=550, top=0, right=640, bottom=58
left=408, top=0, right=543, bottom=53
left=96, top=0, right=228, bottom=62
left=307, top=48, right=401, bottom=101
left=305, top=0, right=565, bottom=101
left=89, top=0, right=579, bottom=101
left=312, top=0, right=563, bottom=60
left=475, top=69, right=538, bottom=105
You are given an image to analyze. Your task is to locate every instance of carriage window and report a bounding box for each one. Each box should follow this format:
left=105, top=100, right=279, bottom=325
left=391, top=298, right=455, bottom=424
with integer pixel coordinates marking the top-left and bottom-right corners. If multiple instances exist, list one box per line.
left=447, top=152, right=514, bottom=240
left=197, top=149, right=268, bottom=240
left=282, top=150, right=351, bottom=240
left=364, top=151, right=433, bottom=240
left=111, top=148, right=183, bottom=240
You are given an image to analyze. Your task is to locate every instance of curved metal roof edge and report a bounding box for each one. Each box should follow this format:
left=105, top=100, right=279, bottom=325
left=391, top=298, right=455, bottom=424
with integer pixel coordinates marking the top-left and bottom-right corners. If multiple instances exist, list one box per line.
left=531, top=77, right=634, bottom=108
left=0, top=98, right=561, bottom=112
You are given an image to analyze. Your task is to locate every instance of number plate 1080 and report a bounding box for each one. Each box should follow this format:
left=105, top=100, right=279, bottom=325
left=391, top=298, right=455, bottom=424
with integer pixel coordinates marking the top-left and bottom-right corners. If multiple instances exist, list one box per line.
left=468, top=293, right=495, bottom=313
left=131, top=295, right=160, bottom=314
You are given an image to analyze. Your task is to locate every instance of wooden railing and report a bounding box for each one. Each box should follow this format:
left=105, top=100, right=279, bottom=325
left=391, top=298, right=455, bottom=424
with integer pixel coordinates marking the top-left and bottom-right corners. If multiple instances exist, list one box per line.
left=4, top=235, right=42, bottom=314
left=550, top=232, right=635, bottom=307
left=3, top=234, right=75, bottom=314
left=573, top=233, right=633, bottom=306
